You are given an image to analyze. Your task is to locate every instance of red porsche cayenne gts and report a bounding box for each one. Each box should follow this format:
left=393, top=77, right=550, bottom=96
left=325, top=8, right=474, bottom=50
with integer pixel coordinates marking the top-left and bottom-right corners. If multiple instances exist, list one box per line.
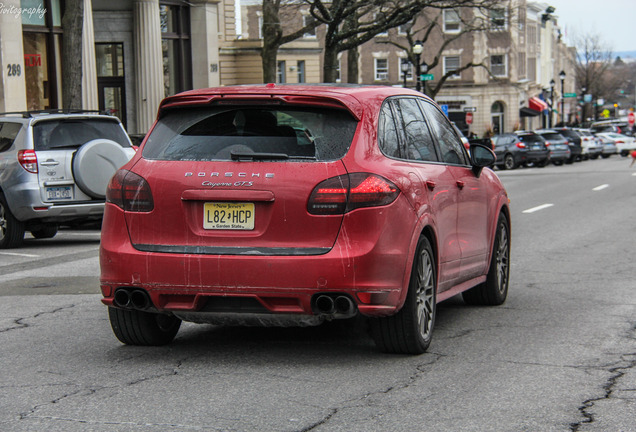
left=100, top=84, right=510, bottom=354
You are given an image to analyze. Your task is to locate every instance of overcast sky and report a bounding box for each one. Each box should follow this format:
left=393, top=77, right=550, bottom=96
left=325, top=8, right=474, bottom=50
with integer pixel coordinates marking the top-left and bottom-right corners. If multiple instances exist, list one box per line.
left=546, top=0, right=634, bottom=53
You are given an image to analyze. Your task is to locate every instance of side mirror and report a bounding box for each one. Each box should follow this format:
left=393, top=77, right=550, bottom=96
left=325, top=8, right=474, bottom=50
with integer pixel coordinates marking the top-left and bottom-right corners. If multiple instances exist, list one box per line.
left=469, top=144, right=496, bottom=177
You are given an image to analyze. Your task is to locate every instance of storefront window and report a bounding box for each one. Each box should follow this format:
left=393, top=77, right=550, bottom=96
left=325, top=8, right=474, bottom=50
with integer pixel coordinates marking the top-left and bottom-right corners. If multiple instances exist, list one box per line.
left=21, top=0, right=63, bottom=110
left=96, top=43, right=127, bottom=127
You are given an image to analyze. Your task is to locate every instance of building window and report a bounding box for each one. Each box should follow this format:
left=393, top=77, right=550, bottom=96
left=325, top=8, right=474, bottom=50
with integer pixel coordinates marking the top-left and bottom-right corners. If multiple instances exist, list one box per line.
left=527, top=24, right=537, bottom=45
left=160, top=2, right=192, bottom=98
left=21, top=0, right=63, bottom=110
left=297, top=60, right=305, bottom=83
left=443, top=10, right=461, bottom=33
left=443, top=56, right=461, bottom=78
left=303, top=15, right=316, bottom=38
left=490, top=55, right=507, bottom=77
left=277, top=61, right=286, bottom=83
left=528, top=57, right=536, bottom=82
left=490, top=8, right=507, bottom=31
left=96, top=43, right=127, bottom=127
left=518, top=52, right=526, bottom=79
left=335, top=57, right=341, bottom=82
left=374, top=58, right=389, bottom=81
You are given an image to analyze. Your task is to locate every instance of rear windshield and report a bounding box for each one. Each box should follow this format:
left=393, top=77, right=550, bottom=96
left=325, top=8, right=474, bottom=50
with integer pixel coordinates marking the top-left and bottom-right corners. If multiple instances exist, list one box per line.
left=142, top=106, right=358, bottom=162
left=33, top=118, right=131, bottom=150
left=539, top=133, right=565, bottom=141
left=518, top=134, right=544, bottom=144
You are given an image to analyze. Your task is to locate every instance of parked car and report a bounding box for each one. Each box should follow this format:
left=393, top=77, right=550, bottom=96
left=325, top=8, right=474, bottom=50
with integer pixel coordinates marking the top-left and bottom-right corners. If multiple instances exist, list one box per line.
left=575, top=128, right=604, bottom=160
left=590, top=119, right=631, bottom=136
left=100, top=84, right=511, bottom=354
left=595, top=132, right=619, bottom=158
left=552, top=127, right=583, bottom=162
left=0, top=110, right=136, bottom=248
left=492, top=131, right=550, bottom=170
left=536, top=129, right=577, bottom=164
left=595, top=132, right=636, bottom=157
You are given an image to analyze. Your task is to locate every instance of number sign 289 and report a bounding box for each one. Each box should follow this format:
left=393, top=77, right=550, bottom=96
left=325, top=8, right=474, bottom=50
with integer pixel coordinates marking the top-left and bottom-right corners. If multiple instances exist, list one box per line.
left=7, top=64, right=21, bottom=77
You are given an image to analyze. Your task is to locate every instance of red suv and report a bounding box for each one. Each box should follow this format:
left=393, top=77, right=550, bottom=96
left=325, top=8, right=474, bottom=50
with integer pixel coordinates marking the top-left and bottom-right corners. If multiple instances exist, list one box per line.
left=100, top=85, right=510, bottom=354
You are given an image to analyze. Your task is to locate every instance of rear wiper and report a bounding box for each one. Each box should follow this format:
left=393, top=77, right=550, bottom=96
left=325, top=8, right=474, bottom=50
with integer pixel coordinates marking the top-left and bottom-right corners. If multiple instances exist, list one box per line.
left=231, top=152, right=289, bottom=161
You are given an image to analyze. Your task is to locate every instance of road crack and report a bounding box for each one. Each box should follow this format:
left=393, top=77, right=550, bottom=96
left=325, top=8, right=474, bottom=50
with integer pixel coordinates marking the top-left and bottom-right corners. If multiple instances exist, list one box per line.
left=570, top=322, right=636, bottom=431
left=0, top=304, right=76, bottom=333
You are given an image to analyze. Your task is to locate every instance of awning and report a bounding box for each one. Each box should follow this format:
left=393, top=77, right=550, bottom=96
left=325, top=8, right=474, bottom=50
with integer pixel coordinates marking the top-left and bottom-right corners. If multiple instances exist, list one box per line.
left=520, top=107, right=540, bottom=117
left=529, top=97, right=548, bottom=112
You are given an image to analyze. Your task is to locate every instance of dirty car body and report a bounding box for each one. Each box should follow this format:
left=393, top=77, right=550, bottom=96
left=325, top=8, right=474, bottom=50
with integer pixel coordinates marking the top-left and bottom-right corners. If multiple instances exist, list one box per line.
left=100, top=85, right=510, bottom=354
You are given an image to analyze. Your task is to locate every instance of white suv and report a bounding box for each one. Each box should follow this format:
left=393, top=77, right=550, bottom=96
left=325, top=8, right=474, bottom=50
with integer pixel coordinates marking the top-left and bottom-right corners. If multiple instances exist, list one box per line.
left=0, top=110, right=135, bottom=248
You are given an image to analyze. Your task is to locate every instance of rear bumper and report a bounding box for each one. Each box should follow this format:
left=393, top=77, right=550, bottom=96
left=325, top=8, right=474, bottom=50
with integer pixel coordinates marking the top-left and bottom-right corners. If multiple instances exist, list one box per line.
left=5, top=181, right=104, bottom=222
left=100, top=202, right=415, bottom=318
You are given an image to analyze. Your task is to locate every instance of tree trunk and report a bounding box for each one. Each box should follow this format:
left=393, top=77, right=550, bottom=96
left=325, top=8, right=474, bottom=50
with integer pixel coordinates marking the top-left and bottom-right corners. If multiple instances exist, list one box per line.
left=61, top=0, right=84, bottom=109
left=261, top=0, right=282, bottom=83
left=323, top=46, right=339, bottom=83
left=346, top=48, right=359, bottom=84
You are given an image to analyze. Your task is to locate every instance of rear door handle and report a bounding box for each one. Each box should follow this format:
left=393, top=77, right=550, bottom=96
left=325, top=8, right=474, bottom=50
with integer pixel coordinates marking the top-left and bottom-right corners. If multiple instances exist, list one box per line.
left=456, top=180, right=465, bottom=190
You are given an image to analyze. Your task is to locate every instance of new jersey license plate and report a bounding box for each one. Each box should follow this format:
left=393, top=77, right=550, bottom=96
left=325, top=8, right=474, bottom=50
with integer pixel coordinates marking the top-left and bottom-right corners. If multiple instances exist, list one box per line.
left=204, top=202, right=255, bottom=230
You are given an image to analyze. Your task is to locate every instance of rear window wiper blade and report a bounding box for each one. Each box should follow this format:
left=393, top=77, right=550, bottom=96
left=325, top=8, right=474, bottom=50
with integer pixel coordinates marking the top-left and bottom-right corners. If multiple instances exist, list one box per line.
left=231, top=152, right=289, bottom=161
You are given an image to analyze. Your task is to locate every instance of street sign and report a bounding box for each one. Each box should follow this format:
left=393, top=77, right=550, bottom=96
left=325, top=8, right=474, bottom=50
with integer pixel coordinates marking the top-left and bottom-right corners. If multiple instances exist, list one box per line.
left=465, top=112, right=473, bottom=125
left=564, top=93, right=577, bottom=98
left=463, top=107, right=477, bottom=112
left=440, top=104, right=449, bottom=117
left=420, top=74, right=434, bottom=81
left=628, top=112, right=635, bottom=126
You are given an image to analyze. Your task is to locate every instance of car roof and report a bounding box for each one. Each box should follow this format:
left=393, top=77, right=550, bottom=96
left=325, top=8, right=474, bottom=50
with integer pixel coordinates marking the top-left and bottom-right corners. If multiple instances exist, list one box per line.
left=159, top=84, right=433, bottom=121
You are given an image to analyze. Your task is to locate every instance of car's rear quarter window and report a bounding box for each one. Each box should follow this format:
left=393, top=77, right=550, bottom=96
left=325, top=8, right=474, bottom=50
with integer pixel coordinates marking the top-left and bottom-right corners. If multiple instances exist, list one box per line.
left=0, top=122, right=22, bottom=152
left=142, top=107, right=357, bottom=162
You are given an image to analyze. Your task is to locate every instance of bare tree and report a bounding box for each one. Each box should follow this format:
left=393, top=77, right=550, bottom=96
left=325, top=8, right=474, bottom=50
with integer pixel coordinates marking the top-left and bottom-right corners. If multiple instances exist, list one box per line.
left=261, top=0, right=321, bottom=83
left=304, top=0, right=500, bottom=83
left=378, top=8, right=492, bottom=97
left=572, top=32, right=613, bottom=120
left=61, top=0, right=83, bottom=109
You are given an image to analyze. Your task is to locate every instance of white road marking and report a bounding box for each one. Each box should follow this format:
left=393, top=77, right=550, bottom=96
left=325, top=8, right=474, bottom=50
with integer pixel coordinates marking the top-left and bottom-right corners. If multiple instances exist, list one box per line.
left=522, top=203, right=554, bottom=214
left=0, top=251, right=40, bottom=258
left=592, top=184, right=609, bottom=191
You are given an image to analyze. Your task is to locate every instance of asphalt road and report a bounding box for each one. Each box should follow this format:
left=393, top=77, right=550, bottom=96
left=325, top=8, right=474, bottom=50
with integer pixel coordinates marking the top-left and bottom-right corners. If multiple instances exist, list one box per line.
left=1, top=156, right=634, bottom=431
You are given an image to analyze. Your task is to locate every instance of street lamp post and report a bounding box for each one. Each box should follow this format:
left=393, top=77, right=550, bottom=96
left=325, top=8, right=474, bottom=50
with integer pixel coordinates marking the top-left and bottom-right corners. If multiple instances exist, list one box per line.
left=559, top=70, right=566, bottom=126
left=421, top=63, right=428, bottom=96
left=401, top=60, right=410, bottom=88
left=549, top=79, right=555, bottom=128
left=413, top=40, right=423, bottom=92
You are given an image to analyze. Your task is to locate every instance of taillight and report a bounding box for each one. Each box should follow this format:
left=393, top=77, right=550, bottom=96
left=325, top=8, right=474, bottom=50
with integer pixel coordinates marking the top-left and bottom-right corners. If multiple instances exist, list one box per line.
left=307, top=173, right=400, bottom=215
left=17, top=150, right=38, bottom=173
left=544, top=141, right=551, bottom=147
left=106, top=169, right=154, bottom=212
left=616, top=140, right=624, bottom=144
left=516, top=142, right=527, bottom=149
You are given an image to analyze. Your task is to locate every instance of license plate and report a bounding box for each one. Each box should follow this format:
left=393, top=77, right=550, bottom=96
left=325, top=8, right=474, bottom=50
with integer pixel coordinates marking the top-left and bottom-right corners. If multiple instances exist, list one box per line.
left=204, top=202, right=255, bottom=230
left=46, top=186, right=72, bottom=201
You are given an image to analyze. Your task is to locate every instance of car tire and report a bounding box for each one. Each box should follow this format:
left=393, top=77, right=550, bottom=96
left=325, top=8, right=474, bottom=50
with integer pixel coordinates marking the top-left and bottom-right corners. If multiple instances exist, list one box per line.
left=73, top=139, right=130, bottom=199
left=108, top=307, right=181, bottom=346
left=0, top=194, right=25, bottom=249
left=370, top=236, right=436, bottom=354
left=553, top=160, right=564, bottom=166
left=601, top=154, right=611, bottom=159
left=30, top=225, right=58, bottom=239
left=463, top=213, right=510, bottom=306
left=503, top=154, right=516, bottom=170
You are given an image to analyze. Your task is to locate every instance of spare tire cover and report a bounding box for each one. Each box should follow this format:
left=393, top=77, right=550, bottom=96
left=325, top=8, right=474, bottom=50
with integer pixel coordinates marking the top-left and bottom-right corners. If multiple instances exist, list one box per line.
left=73, top=139, right=130, bottom=199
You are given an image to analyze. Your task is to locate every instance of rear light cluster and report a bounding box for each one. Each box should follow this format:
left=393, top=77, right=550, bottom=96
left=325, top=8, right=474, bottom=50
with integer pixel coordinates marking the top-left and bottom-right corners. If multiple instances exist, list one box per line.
left=515, top=142, right=526, bottom=149
left=307, top=173, right=400, bottom=215
left=106, top=169, right=154, bottom=212
left=18, top=150, right=38, bottom=173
